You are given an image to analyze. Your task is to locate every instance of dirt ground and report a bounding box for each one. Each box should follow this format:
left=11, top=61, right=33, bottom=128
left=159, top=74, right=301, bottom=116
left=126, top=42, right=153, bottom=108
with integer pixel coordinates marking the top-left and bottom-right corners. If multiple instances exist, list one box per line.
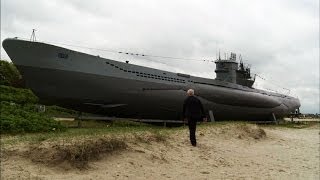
left=1, top=123, right=319, bottom=180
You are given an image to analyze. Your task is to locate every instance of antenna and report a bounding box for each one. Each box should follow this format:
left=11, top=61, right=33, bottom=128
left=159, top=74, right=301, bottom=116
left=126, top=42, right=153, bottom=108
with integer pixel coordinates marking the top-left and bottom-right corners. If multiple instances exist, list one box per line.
left=30, top=29, right=37, bottom=42
left=215, top=42, right=218, bottom=60
left=218, top=49, right=221, bottom=60
left=239, top=54, right=243, bottom=64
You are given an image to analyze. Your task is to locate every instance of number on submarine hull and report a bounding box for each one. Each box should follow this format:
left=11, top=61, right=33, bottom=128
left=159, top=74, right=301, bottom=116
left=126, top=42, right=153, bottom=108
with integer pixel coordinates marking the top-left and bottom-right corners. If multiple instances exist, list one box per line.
left=58, top=53, right=68, bottom=59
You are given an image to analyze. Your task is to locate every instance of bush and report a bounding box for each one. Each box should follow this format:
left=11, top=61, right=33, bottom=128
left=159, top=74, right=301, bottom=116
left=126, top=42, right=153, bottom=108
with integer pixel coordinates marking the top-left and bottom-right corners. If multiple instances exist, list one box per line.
left=0, top=80, right=69, bottom=133
left=0, top=60, right=24, bottom=87
left=0, top=102, right=65, bottom=133
left=0, top=85, right=38, bottom=104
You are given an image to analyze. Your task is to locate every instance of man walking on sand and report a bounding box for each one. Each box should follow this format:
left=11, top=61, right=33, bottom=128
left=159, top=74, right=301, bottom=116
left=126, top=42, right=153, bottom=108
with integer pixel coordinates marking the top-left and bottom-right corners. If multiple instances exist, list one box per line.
left=183, top=89, right=206, bottom=147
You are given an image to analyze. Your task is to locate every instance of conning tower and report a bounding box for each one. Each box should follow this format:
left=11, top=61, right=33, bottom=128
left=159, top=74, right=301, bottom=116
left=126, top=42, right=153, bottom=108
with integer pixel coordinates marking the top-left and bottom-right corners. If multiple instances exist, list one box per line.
left=215, top=52, right=255, bottom=87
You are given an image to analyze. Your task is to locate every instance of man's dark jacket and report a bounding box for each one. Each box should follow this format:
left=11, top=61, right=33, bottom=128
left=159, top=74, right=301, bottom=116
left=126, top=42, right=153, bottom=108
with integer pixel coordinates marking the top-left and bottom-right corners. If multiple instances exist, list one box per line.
left=183, top=96, right=205, bottom=120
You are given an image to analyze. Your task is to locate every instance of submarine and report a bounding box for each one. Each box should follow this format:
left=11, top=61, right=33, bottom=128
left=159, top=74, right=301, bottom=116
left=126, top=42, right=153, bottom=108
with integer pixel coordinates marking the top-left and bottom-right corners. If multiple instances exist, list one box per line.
left=2, top=37, right=301, bottom=121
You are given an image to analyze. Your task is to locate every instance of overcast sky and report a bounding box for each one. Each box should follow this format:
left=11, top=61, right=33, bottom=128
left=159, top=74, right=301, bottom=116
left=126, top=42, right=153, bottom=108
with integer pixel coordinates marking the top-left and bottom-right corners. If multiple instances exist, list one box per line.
left=1, top=0, right=319, bottom=113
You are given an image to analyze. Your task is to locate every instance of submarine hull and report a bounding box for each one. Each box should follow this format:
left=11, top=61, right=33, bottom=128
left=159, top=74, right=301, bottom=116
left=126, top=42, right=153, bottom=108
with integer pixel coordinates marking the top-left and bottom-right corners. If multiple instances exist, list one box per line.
left=2, top=38, right=301, bottom=120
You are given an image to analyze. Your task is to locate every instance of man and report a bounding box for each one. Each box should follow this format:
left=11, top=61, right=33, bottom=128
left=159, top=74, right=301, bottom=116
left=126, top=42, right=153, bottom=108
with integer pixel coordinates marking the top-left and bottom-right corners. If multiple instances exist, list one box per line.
left=183, top=89, right=206, bottom=147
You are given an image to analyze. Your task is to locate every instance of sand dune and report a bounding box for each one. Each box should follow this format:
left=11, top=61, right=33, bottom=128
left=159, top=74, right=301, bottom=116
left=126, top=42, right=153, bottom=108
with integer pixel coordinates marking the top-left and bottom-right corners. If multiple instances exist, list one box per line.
left=1, top=123, right=319, bottom=179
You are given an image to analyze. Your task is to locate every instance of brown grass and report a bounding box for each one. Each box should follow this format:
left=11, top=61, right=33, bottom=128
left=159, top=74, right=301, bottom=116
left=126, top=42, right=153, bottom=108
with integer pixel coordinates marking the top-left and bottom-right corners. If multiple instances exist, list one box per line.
left=16, top=130, right=169, bottom=169
left=201, top=123, right=267, bottom=140
left=3, top=123, right=267, bottom=171
left=133, top=131, right=168, bottom=143
left=236, top=124, right=267, bottom=139
left=24, top=138, right=127, bottom=169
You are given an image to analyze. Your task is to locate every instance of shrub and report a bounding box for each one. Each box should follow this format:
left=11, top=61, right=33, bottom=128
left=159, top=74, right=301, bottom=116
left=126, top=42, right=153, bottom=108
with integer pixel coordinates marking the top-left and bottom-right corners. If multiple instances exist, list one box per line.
left=0, top=85, right=38, bottom=104
left=0, top=102, right=65, bottom=133
left=0, top=60, right=24, bottom=87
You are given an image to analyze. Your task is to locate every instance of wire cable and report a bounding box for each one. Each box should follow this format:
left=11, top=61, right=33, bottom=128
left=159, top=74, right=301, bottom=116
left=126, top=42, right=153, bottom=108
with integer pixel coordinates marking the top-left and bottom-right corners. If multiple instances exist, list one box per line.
left=18, top=37, right=214, bottom=63
left=15, top=37, right=293, bottom=95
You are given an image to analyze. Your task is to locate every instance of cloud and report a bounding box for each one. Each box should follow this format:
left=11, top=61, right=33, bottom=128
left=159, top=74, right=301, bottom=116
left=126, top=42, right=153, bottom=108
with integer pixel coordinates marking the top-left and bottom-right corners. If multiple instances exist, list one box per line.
left=1, top=0, right=319, bottom=113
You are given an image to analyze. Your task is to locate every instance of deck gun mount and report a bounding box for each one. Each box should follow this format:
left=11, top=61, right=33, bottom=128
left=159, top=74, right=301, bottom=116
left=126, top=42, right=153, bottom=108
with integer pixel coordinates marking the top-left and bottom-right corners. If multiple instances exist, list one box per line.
left=215, top=52, right=255, bottom=87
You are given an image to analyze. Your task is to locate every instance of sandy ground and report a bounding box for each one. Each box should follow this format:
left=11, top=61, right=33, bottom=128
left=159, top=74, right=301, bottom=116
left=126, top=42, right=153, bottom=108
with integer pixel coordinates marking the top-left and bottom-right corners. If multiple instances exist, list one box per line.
left=1, top=124, right=319, bottom=180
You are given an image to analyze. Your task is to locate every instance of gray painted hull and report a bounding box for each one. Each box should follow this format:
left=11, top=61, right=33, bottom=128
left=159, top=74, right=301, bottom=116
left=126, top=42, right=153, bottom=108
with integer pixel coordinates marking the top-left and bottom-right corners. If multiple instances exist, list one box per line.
left=2, top=38, right=301, bottom=120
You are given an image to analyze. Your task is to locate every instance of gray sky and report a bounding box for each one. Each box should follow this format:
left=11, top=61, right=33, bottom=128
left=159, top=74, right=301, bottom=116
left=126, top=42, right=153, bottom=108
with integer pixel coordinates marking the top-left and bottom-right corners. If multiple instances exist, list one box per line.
left=1, top=0, right=319, bottom=113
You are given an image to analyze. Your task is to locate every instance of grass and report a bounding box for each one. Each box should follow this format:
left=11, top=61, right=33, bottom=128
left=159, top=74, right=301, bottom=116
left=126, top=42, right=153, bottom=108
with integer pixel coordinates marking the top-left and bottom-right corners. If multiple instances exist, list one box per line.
left=2, top=120, right=317, bottom=170
left=0, top=121, right=267, bottom=145
left=2, top=117, right=317, bottom=145
left=1, top=120, right=175, bottom=169
left=25, top=137, right=128, bottom=169
left=260, top=120, right=319, bottom=129
left=1, top=120, right=174, bottom=145
left=201, top=120, right=319, bottom=129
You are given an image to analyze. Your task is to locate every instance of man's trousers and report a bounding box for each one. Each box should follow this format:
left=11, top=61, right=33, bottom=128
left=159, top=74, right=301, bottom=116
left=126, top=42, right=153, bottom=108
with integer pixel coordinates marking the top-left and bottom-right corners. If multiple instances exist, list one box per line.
left=188, top=119, right=197, bottom=146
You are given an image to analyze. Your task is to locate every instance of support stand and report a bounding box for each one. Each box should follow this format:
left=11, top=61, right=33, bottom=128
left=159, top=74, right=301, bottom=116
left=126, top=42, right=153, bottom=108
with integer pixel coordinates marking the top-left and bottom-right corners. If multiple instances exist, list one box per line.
left=77, top=112, right=82, bottom=128
left=271, top=113, right=278, bottom=124
left=209, top=110, right=215, bottom=122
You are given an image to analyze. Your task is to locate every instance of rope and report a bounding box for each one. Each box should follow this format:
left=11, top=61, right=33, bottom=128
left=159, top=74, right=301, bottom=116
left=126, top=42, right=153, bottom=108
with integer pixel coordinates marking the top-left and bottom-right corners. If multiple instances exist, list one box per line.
left=16, top=37, right=214, bottom=63
left=254, top=74, right=291, bottom=95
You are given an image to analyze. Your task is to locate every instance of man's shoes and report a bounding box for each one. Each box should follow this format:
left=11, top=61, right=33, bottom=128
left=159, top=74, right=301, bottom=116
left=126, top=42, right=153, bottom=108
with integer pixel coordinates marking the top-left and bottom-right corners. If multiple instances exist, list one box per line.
left=191, top=143, right=197, bottom=147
